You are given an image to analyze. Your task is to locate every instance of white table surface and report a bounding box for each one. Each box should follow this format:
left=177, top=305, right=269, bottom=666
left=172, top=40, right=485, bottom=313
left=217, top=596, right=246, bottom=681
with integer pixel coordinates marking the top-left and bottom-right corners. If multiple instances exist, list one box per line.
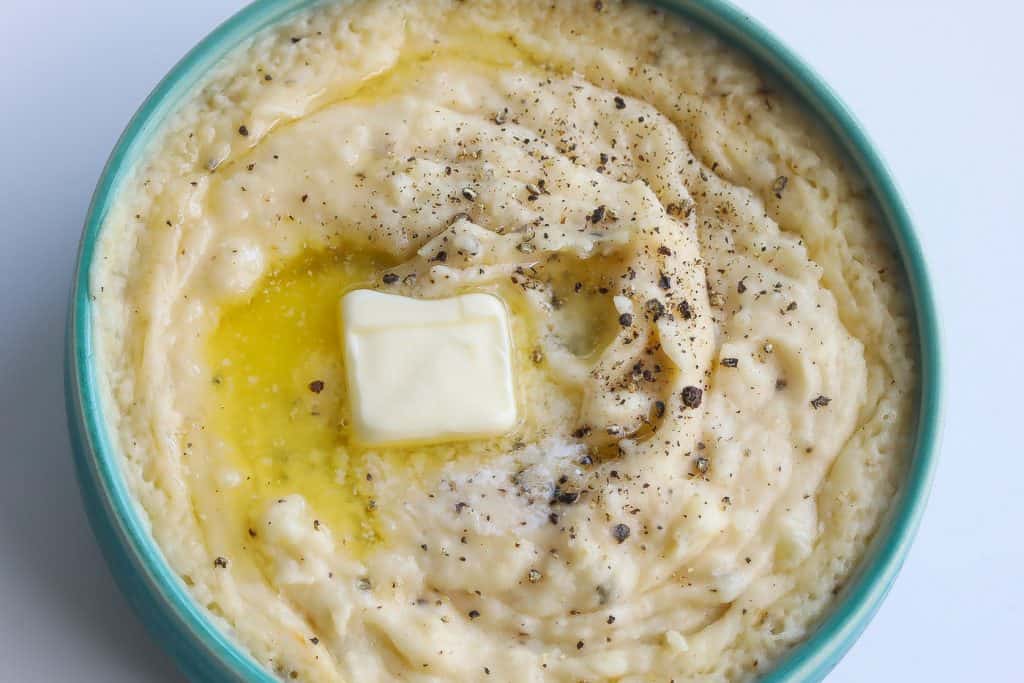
left=1, top=0, right=1020, bottom=680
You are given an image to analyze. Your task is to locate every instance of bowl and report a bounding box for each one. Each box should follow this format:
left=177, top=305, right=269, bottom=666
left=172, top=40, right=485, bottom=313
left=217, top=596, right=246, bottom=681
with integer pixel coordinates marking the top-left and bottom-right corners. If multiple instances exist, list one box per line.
left=65, top=0, right=942, bottom=680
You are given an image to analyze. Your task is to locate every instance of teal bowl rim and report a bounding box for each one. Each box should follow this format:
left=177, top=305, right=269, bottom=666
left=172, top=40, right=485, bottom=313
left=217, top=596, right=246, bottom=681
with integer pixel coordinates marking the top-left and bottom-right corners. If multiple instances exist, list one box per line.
left=65, top=0, right=942, bottom=681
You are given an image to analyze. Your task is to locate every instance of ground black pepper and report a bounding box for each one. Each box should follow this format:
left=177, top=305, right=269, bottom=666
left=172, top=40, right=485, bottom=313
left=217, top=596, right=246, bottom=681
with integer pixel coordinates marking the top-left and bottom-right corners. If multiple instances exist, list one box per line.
left=681, top=386, right=703, bottom=408
left=679, top=300, right=693, bottom=320
left=553, top=487, right=580, bottom=505
left=772, top=175, right=788, bottom=197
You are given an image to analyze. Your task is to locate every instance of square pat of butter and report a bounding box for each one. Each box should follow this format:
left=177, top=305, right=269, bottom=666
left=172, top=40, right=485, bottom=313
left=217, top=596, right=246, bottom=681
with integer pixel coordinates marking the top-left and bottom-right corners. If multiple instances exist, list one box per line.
left=340, top=289, right=517, bottom=445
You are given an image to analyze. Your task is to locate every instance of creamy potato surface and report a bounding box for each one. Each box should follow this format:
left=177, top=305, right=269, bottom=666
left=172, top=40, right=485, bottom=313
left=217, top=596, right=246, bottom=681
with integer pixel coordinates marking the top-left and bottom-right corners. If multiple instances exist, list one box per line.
left=92, top=1, right=917, bottom=680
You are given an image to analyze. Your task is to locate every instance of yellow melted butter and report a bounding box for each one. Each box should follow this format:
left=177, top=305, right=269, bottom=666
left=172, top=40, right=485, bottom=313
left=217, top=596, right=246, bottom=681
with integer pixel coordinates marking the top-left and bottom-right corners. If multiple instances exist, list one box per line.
left=348, top=33, right=532, bottom=104
left=206, top=250, right=550, bottom=557
left=207, top=250, right=383, bottom=554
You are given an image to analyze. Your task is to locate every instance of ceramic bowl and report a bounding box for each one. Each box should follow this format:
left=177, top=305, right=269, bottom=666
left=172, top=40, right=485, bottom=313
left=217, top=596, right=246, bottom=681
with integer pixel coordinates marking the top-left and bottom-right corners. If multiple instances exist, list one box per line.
left=65, top=1, right=942, bottom=680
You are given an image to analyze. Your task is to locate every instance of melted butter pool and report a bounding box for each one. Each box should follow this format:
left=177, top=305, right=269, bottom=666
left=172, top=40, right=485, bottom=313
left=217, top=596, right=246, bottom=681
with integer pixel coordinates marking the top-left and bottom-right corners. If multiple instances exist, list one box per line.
left=206, top=249, right=558, bottom=557
left=207, top=250, right=384, bottom=555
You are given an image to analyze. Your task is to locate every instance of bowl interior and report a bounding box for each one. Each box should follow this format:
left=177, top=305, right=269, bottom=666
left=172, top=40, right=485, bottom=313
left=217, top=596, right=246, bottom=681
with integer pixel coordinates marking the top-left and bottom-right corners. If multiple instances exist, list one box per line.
left=66, top=0, right=942, bottom=681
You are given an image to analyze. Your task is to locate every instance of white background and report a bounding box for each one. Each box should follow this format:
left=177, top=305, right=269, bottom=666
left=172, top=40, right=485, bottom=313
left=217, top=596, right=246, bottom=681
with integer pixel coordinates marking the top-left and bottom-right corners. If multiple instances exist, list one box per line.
left=0, top=0, right=1020, bottom=680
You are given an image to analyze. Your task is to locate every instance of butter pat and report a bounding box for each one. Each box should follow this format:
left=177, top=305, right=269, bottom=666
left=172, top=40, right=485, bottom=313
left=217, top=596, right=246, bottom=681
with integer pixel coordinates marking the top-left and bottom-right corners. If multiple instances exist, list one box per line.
left=340, top=289, right=517, bottom=445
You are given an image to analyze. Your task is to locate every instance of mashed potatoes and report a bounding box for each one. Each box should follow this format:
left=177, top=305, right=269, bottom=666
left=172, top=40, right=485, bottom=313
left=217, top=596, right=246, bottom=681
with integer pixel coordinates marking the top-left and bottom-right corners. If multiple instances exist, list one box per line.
left=91, top=1, right=917, bottom=680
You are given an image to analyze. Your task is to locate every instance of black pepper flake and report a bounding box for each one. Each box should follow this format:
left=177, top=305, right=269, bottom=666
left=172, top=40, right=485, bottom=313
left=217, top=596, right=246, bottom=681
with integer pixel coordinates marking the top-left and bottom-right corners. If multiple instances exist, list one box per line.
left=613, top=96, right=626, bottom=109
left=468, top=610, right=481, bottom=620
left=612, top=523, right=631, bottom=543
left=657, top=245, right=673, bottom=256
left=618, top=313, right=633, bottom=327
left=721, top=358, right=739, bottom=368
left=658, top=273, right=672, bottom=290
left=553, top=487, right=580, bottom=505
left=237, top=125, right=249, bottom=137
left=653, top=400, right=666, bottom=418
left=213, top=556, right=228, bottom=569
left=681, top=386, right=703, bottom=409
left=461, top=187, right=478, bottom=201
left=694, top=456, right=710, bottom=475
left=576, top=640, right=585, bottom=650
left=455, top=502, right=470, bottom=514
left=382, top=273, right=400, bottom=284
left=810, top=395, right=832, bottom=409
left=679, top=300, right=693, bottom=320
left=572, top=425, right=592, bottom=439
left=432, top=250, right=448, bottom=263
left=776, top=379, right=788, bottom=390
left=308, top=379, right=325, bottom=393
left=772, top=175, right=789, bottom=197
left=309, top=637, right=319, bottom=645
left=737, top=278, right=747, bottom=294
left=300, top=193, right=308, bottom=203
left=590, top=205, right=606, bottom=223
left=786, top=301, right=798, bottom=312
left=548, top=512, right=560, bottom=525
left=645, top=298, right=665, bottom=321
left=607, top=615, right=616, bottom=624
